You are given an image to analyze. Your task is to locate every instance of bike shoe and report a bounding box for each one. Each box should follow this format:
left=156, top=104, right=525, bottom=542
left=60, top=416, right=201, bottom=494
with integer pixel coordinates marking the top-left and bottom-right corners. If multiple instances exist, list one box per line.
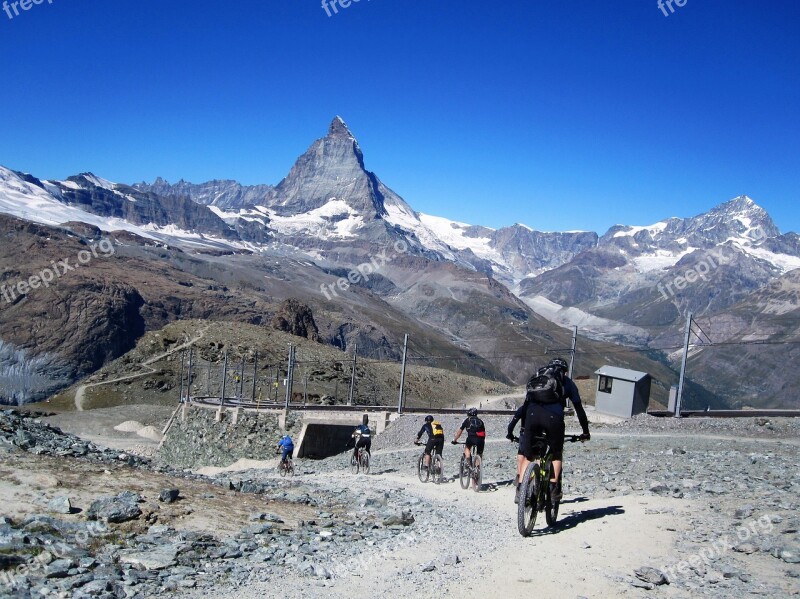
left=514, top=484, right=520, bottom=504
left=550, top=482, right=562, bottom=503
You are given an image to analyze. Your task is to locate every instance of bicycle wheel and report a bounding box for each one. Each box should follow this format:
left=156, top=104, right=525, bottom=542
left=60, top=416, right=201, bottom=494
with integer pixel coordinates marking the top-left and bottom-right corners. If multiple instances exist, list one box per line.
left=517, top=462, right=540, bottom=537
left=287, top=459, right=295, bottom=478
left=279, top=461, right=287, bottom=478
left=432, top=454, right=443, bottom=484
left=459, top=455, right=470, bottom=489
left=472, top=455, right=482, bottom=492
left=361, top=452, right=370, bottom=475
left=417, top=454, right=429, bottom=483
left=351, top=452, right=360, bottom=475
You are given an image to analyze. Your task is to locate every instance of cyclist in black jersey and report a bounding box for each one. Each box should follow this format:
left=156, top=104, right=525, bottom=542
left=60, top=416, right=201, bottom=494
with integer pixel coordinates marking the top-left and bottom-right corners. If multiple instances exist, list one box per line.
left=514, top=358, right=590, bottom=503
left=452, top=408, right=486, bottom=462
left=352, top=414, right=372, bottom=462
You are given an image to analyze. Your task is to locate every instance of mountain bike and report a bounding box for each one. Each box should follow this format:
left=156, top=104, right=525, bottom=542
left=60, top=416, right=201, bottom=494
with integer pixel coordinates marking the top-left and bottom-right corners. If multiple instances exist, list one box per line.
left=351, top=445, right=370, bottom=474
left=454, top=441, right=482, bottom=492
left=415, top=442, right=443, bottom=484
left=278, top=455, right=294, bottom=478
left=517, top=435, right=582, bottom=536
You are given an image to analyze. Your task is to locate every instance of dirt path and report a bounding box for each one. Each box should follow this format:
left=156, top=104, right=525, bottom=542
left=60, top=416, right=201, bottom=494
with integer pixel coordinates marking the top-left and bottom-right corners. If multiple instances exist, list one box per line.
left=74, top=327, right=207, bottom=411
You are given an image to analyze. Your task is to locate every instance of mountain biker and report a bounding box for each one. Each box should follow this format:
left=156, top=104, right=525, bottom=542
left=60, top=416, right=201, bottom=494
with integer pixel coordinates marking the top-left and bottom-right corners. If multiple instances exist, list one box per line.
left=414, top=415, right=444, bottom=471
left=352, top=414, right=372, bottom=462
left=516, top=358, right=590, bottom=503
left=452, top=408, right=486, bottom=462
left=506, top=402, right=528, bottom=498
left=276, top=434, right=294, bottom=466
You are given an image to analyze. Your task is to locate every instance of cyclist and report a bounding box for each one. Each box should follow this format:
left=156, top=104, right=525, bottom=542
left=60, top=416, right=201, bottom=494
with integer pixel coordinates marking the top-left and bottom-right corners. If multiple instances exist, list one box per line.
left=414, top=415, right=444, bottom=471
left=352, top=414, right=372, bottom=462
left=452, top=408, right=486, bottom=462
left=517, top=358, right=590, bottom=503
left=507, top=402, right=528, bottom=501
left=276, top=434, right=294, bottom=467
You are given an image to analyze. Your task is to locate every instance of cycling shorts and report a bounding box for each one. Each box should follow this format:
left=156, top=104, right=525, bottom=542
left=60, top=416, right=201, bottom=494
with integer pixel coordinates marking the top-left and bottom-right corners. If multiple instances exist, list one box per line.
left=424, top=436, right=444, bottom=457
left=465, top=435, right=485, bottom=456
left=521, top=403, right=565, bottom=461
left=355, top=437, right=371, bottom=453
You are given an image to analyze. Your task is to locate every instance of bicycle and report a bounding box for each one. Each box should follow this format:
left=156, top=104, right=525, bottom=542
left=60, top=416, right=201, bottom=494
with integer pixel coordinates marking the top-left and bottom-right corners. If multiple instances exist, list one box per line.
left=415, top=442, right=443, bottom=484
left=351, top=445, right=370, bottom=475
left=517, top=434, right=582, bottom=536
left=278, top=455, right=294, bottom=478
left=453, top=441, right=482, bottom=492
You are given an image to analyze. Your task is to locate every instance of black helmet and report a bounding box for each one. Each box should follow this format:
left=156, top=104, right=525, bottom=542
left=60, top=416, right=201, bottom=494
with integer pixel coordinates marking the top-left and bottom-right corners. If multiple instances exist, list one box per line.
left=547, top=357, right=569, bottom=372
left=467, top=408, right=478, bottom=417
left=425, top=415, right=434, bottom=423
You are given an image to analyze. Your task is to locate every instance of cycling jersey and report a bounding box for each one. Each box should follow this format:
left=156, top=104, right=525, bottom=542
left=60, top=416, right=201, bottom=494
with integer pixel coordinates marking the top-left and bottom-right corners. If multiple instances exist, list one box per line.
left=417, top=422, right=444, bottom=440
left=459, top=416, right=486, bottom=437
left=355, top=424, right=371, bottom=438
left=519, top=375, right=589, bottom=461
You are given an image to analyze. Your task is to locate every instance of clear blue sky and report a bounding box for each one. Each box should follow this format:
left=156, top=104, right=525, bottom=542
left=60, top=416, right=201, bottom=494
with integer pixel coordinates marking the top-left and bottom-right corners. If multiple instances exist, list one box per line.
left=0, top=0, right=797, bottom=234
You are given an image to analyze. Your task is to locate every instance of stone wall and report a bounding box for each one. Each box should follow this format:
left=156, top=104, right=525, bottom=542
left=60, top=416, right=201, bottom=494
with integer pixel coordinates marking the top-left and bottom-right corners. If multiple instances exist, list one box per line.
left=157, top=406, right=295, bottom=468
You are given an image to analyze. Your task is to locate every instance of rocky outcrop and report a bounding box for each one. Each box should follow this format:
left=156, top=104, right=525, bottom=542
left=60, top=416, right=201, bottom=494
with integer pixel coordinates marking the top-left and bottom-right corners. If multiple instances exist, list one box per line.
left=157, top=406, right=283, bottom=468
left=270, top=299, right=320, bottom=341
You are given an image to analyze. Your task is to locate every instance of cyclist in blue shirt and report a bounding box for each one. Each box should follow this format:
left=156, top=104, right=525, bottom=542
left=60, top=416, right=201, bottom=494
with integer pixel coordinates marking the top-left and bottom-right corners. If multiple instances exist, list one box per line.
left=352, top=414, right=372, bottom=462
left=276, top=434, right=294, bottom=466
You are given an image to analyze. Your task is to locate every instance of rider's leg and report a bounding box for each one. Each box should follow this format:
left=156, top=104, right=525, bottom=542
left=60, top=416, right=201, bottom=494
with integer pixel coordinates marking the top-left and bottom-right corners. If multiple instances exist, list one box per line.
left=552, top=459, right=562, bottom=482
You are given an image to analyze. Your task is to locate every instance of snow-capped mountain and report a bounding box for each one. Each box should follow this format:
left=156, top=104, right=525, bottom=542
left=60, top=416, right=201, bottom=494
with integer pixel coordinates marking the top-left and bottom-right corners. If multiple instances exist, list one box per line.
left=2, top=116, right=799, bottom=409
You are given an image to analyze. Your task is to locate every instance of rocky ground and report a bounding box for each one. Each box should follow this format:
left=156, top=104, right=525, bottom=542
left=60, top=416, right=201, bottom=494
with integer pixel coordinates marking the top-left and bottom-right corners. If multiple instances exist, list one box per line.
left=1, top=409, right=799, bottom=599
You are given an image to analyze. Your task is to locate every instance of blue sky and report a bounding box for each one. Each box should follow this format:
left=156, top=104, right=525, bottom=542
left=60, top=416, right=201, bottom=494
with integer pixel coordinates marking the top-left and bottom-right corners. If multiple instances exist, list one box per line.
left=0, top=0, right=797, bottom=234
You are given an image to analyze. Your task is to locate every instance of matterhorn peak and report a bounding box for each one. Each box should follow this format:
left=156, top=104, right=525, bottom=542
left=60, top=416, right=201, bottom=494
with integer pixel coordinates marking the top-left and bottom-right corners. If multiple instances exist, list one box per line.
left=327, top=115, right=355, bottom=139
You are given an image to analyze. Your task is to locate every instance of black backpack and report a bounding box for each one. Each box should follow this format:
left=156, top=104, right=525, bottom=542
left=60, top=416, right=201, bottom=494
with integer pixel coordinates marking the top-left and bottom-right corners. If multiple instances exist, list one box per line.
left=526, top=366, right=564, bottom=404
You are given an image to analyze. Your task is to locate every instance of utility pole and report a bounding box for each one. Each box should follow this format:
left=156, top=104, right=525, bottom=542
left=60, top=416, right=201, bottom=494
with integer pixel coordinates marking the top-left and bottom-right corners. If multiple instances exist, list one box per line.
left=238, top=355, right=246, bottom=399
left=348, top=344, right=357, bottom=406
left=675, top=312, right=693, bottom=418
left=220, top=351, right=228, bottom=407
left=206, top=360, right=211, bottom=396
left=397, top=334, right=409, bottom=414
left=177, top=350, right=185, bottom=404
left=186, top=347, right=193, bottom=402
left=251, top=351, right=258, bottom=404
left=568, top=326, right=578, bottom=379
left=284, top=345, right=295, bottom=410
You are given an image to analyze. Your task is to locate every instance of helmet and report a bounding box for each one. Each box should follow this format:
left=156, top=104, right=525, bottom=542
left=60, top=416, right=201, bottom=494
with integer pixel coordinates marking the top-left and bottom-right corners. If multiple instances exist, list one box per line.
left=424, top=415, right=434, bottom=423
left=547, top=357, right=569, bottom=373
left=467, top=408, right=478, bottom=417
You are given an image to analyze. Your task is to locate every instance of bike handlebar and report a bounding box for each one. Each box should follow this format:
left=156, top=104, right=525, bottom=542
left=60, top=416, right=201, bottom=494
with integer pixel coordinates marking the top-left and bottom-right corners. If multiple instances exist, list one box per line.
left=508, top=433, right=588, bottom=443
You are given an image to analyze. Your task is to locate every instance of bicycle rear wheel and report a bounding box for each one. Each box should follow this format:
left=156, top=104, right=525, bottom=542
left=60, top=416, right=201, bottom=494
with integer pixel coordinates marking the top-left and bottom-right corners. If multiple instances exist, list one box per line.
left=432, top=454, right=443, bottom=484
left=417, top=454, right=429, bottom=483
left=351, top=452, right=360, bottom=475
left=517, top=461, right=540, bottom=537
left=472, top=455, right=482, bottom=492
left=361, top=452, right=370, bottom=475
left=459, top=456, right=470, bottom=489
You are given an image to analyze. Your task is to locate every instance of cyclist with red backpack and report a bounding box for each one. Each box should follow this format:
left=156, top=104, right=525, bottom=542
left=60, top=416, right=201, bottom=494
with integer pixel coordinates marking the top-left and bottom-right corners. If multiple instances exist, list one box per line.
left=452, top=408, right=486, bottom=461
left=515, top=358, right=590, bottom=504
